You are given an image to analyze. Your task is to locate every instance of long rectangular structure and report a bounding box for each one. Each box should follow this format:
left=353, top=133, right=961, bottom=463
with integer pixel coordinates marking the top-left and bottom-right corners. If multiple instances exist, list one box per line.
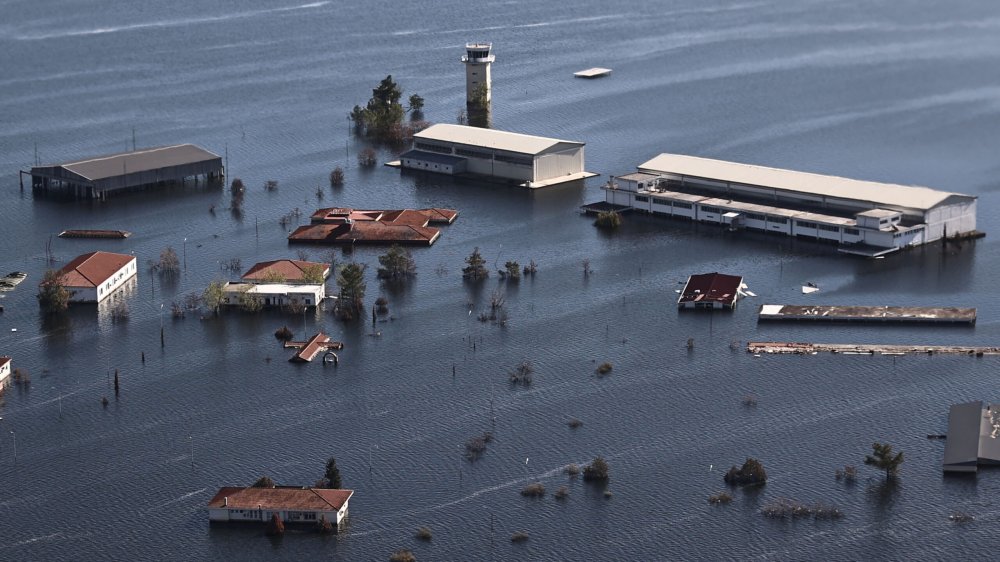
left=943, top=401, right=1000, bottom=474
left=27, top=144, right=223, bottom=199
left=598, top=155, right=979, bottom=256
left=401, top=124, right=597, bottom=188
left=208, top=486, right=353, bottom=527
left=52, top=251, right=137, bottom=303
left=758, top=305, right=976, bottom=324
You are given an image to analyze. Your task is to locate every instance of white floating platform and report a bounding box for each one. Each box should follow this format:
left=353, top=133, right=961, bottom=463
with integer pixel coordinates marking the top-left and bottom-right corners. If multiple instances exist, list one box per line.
left=574, top=67, right=612, bottom=79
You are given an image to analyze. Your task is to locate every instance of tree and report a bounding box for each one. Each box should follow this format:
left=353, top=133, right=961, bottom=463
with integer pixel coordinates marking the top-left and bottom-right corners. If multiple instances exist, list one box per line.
left=237, top=285, right=263, bottom=313
left=583, top=456, right=610, bottom=482
left=377, top=244, right=416, bottom=280
left=37, top=269, right=70, bottom=312
left=260, top=270, right=287, bottom=283
left=594, top=210, right=622, bottom=229
left=503, top=261, right=521, bottom=281
left=462, top=247, right=488, bottom=281
left=354, top=75, right=411, bottom=140
left=301, top=264, right=326, bottom=284
left=156, top=247, right=180, bottom=274
left=358, top=147, right=377, bottom=168
left=336, top=263, right=366, bottom=320
left=251, top=476, right=276, bottom=488
left=320, top=457, right=343, bottom=489
left=864, top=442, right=904, bottom=480
left=265, top=513, right=285, bottom=536
left=408, top=94, right=424, bottom=112
left=202, top=280, right=224, bottom=314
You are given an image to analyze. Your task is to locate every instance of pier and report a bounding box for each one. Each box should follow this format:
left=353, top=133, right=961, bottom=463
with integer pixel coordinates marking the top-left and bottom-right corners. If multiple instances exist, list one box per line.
left=748, top=342, right=1000, bottom=356
left=758, top=304, right=976, bottom=324
left=59, top=229, right=132, bottom=239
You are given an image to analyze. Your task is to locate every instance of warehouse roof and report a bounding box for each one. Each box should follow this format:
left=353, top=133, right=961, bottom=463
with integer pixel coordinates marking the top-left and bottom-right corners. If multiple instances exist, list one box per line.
left=39, top=144, right=221, bottom=182
left=639, top=153, right=973, bottom=211
left=415, top=124, right=583, bottom=156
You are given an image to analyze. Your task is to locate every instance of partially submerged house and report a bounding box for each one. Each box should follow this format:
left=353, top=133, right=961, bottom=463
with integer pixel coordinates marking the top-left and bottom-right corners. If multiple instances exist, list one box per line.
left=0, top=356, right=10, bottom=388
left=221, top=283, right=324, bottom=309
left=241, top=259, right=330, bottom=284
left=207, top=486, right=354, bottom=528
left=288, top=207, right=458, bottom=246
left=943, top=401, right=1000, bottom=474
left=50, top=251, right=137, bottom=303
left=677, top=272, right=743, bottom=309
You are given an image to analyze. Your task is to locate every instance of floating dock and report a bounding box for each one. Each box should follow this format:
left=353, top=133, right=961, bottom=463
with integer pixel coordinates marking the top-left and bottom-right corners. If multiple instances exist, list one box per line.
left=59, top=229, right=132, bottom=239
left=758, top=304, right=976, bottom=325
left=748, top=342, right=1000, bottom=356
left=574, top=67, right=612, bottom=78
left=286, top=332, right=344, bottom=362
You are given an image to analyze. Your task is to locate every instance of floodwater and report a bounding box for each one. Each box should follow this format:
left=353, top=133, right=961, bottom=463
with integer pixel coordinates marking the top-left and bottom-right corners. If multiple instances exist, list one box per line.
left=1, top=0, right=999, bottom=560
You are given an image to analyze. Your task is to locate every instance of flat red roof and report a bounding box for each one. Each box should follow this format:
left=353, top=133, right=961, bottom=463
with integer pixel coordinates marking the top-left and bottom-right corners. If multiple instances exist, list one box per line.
left=679, top=272, right=743, bottom=305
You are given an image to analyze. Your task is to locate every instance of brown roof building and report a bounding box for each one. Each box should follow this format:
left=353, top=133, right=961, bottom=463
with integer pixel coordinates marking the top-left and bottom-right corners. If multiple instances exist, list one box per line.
left=241, top=260, right=330, bottom=283
left=207, top=486, right=354, bottom=527
left=677, top=272, right=743, bottom=310
left=51, top=251, right=137, bottom=303
left=289, top=207, right=458, bottom=246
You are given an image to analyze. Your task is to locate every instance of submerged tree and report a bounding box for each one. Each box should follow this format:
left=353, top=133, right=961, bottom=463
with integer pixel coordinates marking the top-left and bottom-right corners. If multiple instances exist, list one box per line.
left=336, top=263, right=367, bottom=320
left=318, top=457, right=343, bottom=489
left=251, top=476, right=276, bottom=488
left=37, top=269, right=70, bottom=312
left=154, top=247, right=181, bottom=275
left=329, top=166, right=345, bottom=187
left=583, top=456, right=610, bottom=482
left=202, top=280, right=225, bottom=314
left=594, top=210, right=622, bottom=229
left=864, top=442, right=904, bottom=480
left=301, top=264, right=326, bottom=284
left=352, top=75, right=423, bottom=142
left=462, top=247, right=488, bottom=281
left=377, top=244, right=416, bottom=280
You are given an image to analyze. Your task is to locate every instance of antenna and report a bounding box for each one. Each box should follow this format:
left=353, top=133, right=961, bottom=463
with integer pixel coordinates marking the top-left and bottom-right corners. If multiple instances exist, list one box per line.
left=132, top=127, right=136, bottom=151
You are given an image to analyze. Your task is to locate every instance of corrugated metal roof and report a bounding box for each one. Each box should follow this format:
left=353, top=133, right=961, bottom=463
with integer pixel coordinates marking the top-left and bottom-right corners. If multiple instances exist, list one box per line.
left=414, top=124, right=583, bottom=156
left=640, top=153, right=973, bottom=211
left=47, top=144, right=220, bottom=181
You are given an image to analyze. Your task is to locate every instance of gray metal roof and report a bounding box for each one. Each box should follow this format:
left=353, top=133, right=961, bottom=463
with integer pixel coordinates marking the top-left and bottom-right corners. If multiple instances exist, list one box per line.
left=39, top=144, right=221, bottom=181
left=943, top=401, right=1000, bottom=473
left=414, top=124, right=583, bottom=156
left=639, top=153, right=974, bottom=212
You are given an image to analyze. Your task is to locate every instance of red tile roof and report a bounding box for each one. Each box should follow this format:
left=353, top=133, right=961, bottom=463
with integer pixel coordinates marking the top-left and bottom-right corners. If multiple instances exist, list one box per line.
left=241, top=260, right=329, bottom=282
left=207, top=487, right=354, bottom=511
left=678, top=272, right=743, bottom=305
left=54, top=251, right=135, bottom=288
left=0, top=356, right=10, bottom=369
left=290, top=332, right=331, bottom=362
left=288, top=223, right=441, bottom=245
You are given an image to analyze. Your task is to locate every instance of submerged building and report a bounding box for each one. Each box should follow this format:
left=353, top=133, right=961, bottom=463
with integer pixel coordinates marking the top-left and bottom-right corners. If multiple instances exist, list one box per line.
left=678, top=272, right=743, bottom=310
left=943, top=401, right=1000, bottom=474
left=600, top=154, right=979, bottom=257
left=399, top=124, right=597, bottom=188
left=50, top=251, right=137, bottom=303
left=25, top=144, right=223, bottom=199
left=207, top=486, right=353, bottom=527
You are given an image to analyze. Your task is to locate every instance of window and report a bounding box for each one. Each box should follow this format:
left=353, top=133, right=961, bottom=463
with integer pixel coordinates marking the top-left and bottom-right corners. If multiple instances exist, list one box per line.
left=673, top=202, right=692, bottom=209
left=818, top=224, right=840, bottom=232
left=795, top=220, right=817, bottom=229
left=700, top=206, right=721, bottom=214
left=844, top=228, right=860, bottom=235
left=455, top=147, right=493, bottom=159
left=653, top=197, right=669, bottom=205
left=494, top=154, right=533, bottom=166
left=768, top=217, right=788, bottom=225
left=634, top=196, right=648, bottom=203
left=414, top=142, right=452, bottom=155
left=745, top=213, right=766, bottom=221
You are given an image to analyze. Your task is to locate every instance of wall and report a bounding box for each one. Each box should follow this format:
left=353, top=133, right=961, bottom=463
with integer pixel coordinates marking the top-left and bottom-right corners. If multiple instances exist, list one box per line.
left=534, top=146, right=583, bottom=182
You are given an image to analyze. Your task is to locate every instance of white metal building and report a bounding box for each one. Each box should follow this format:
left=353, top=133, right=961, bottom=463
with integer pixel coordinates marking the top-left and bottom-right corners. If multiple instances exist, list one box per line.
left=52, top=251, right=138, bottom=302
left=401, top=124, right=596, bottom=188
left=602, top=154, right=978, bottom=256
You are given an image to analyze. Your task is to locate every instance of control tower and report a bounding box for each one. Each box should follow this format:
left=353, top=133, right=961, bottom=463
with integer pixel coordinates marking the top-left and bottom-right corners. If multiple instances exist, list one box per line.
left=462, top=43, right=494, bottom=107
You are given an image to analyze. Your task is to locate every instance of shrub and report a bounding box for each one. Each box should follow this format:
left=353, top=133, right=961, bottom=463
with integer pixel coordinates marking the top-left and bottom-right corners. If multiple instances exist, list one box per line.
left=521, top=483, right=545, bottom=497
left=509, top=361, right=533, bottom=386
left=596, top=362, right=612, bottom=375
left=330, top=167, right=345, bottom=187
left=264, top=180, right=278, bottom=191
left=583, top=456, right=610, bottom=482
left=742, top=394, right=758, bottom=407
left=724, top=458, right=766, bottom=486
left=510, top=532, right=529, bottom=543
left=274, top=326, right=294, bottom=341
left=251, top=476, right=276, bottom=488
left=567, top=418, right=583, bottom=429
left=554, top=486, right=569, bottom=500
left=708, top=491, right=733, bottom=505
left=375, top=296, right=389, bottom=315
left=37, top=269, right=70, bottom=312
left=415, top=526, right=432, bottom=541
left=389, top=550, right=416, bottom=562
left=465, top=432, right=493, bottom=461
left=834, top=465, right=857, bottom=483
left=523, top=260, right=537, bottom=276
left=564, top=463, right=580, bottom=476
left=317, top=515, right=335, bottom=534
left=760, top=498, right=843, bottom=520
left=594, top=210, right=621, bottom=229
left=358, top=147, right=377, bottom=168
left=503, top=261, right=521, bottom=281
left=265, top=513, right=285, bottom=536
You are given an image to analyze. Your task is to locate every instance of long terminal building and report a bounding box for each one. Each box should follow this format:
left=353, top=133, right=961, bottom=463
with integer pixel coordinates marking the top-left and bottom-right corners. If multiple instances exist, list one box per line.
left=602, top=154, right=979, bottom=256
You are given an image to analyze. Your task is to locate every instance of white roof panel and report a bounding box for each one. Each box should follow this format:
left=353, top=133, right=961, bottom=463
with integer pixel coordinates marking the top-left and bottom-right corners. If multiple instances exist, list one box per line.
left=415, top=124, right=583, bottom=156
left=639, top=153, right=973, bottom=211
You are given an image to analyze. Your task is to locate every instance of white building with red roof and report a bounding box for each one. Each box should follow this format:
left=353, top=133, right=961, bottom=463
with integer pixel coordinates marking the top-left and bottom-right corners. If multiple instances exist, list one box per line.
left=677, top=272, right=744, bottom=310
left=207, top=486, right=354, bottom=527
left=52, top=251, right=137, bottom=303
left=241, top=259, right=330, bottom=284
